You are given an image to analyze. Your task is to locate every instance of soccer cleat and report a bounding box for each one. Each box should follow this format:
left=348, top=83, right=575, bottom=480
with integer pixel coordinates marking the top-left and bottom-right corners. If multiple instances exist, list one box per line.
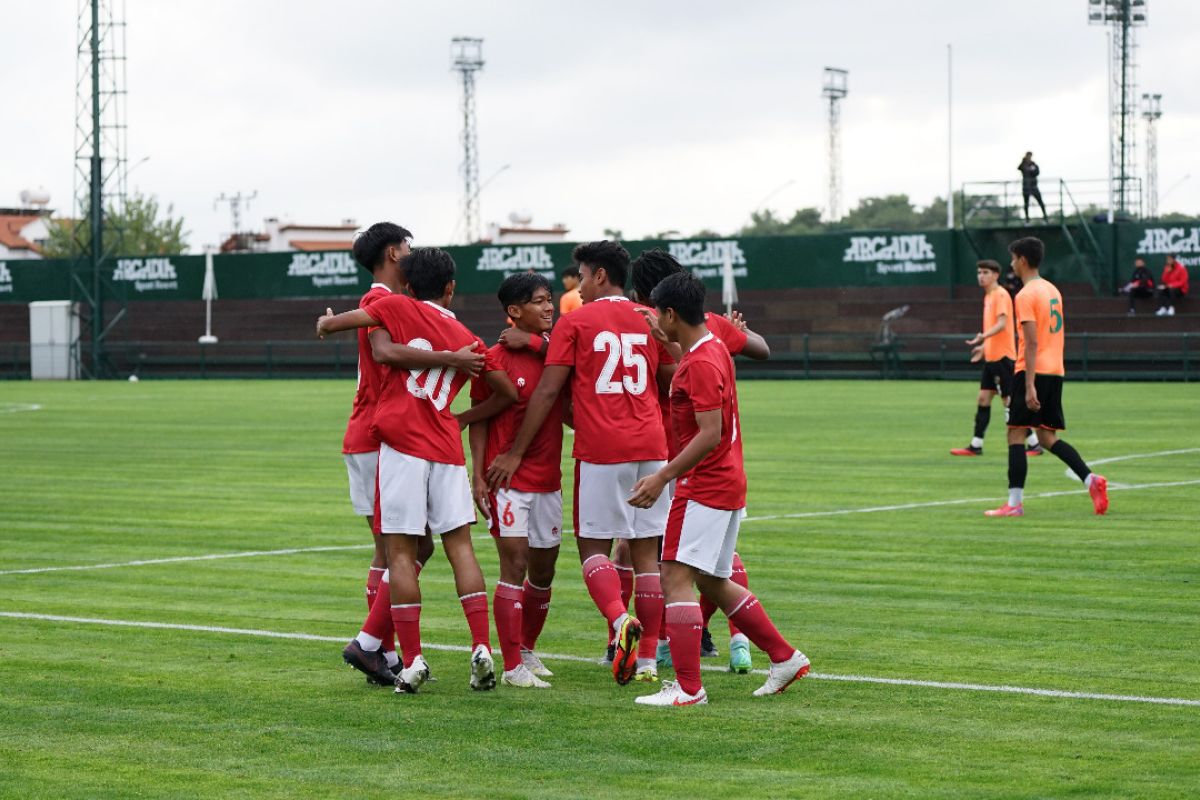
left=469, top=644, right=496, bottom=691
left=342, top=639, right=396, bottom=687
left=728, top=640, right=753, bottom=674
left=655, top=639, right=673, bottom=669
left=1026, top=444, right=1044, bottom=456
left=394, top=655, right=430, bottom=694
left=633, top=666, right=659, bottom=683
left=984, top=503, right=1024, bottom=517
left=634, top=680, right=708, bottom=707
left=700, top=627, right=719, bottom=658
left=520, top=648, right=553, bottom=678
left=501, top=664, right=551, bottom=689
left=602, top=642, right=615, bottom=665
left=950, top=446, right=983, bottom=456
left=1088, top=474, right=1109, bottom=515
left=611, top=615, right=643, bottom=685
left=752, top=650, right=811, bottom=697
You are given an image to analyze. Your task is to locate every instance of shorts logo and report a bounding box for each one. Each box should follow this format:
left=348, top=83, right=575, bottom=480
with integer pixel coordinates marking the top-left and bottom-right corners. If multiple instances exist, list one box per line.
left=551, top=526, right=558, bottom=535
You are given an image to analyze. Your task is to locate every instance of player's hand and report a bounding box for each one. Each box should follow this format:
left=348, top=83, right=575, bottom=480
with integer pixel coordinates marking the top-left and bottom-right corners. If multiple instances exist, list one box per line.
left=634, top=306, right=669, bottom=344
left=966, top=333, right=983, bottom=346
left=316, top=307, right=335, bottom=339
left=472, top=473, right=492, bottom=523
left=628, top=473, right=667, bottom=509
left=1026, top=386, right=1041, bottom=411
left=444, top=341, right=485, bottom=377
left=725, top=310, right=749, bottom=332
left=969, top=345, right=984, bottom=363
left=486, top=451, right=521, bottom=491
left=497, top=327, right=528, bottom=351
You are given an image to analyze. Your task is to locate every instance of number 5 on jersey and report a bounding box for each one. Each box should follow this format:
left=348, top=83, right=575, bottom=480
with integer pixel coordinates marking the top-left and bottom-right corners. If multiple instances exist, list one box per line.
left=593, top=332, right=648, bottom=395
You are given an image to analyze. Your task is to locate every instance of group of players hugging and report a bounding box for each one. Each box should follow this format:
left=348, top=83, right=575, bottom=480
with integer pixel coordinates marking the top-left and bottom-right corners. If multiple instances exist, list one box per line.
left=316, top=223, right=809, bottom=707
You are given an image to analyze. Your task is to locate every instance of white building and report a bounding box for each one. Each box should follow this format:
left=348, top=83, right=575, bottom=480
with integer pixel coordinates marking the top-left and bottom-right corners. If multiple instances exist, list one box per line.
left=0, top=189, right=55, bottom=259
left=221, top=217, right=359, bottom=253
left=485, top=213, right=569, bottom=245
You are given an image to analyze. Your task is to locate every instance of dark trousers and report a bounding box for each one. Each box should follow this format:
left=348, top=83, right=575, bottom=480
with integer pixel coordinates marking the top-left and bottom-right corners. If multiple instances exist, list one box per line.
left=1128, top=286, right=1154, bottom=311
left=1023, top=187, right=1047, bottom=220
left=1158, top=287, right=1185, bottom=309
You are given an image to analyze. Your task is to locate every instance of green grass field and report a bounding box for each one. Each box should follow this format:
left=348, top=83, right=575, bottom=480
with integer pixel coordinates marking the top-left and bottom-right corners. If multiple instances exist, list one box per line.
left=1, top=379, right=1197, bottom=799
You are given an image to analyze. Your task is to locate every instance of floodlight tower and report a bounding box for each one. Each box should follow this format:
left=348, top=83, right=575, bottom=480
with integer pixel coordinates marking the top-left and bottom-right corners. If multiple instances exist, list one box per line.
left=822, top=68, right=848, bottom=223
left=451, top=37, right=485, bottom=244
left=1089, top=0, right=1148, bottom=217
left=72, top=0, right=129, bottom=378
left=1141, top=93, right=1162, bottom=218
left=215, top=190, right=258, bottom=248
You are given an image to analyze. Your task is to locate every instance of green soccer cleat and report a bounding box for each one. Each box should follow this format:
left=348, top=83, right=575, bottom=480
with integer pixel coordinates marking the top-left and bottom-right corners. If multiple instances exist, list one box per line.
left=729, top=638, right=753, bottom=674
left=655, top=639, right=673, bottom=669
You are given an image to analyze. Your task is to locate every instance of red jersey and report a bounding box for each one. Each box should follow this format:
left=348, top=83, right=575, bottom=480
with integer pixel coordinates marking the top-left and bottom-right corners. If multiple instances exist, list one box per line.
left=342, top=284, right=394, bottom=454
left=368, top=295, right=494, bottom=465
left=670, top=332, right=746, bottom=510
left=544, top=295, right=672, bottom=464
left=704, top=311, right=748, bottom=356
left=470, top=342, right=564, bottom=492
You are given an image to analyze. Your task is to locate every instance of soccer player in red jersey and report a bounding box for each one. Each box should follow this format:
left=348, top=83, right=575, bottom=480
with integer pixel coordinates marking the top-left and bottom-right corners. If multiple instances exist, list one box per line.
left=629, top=271, right=810, bottom=706
left=487, top=240, right=676, bottom=686
left=468, top=273, right=565, bottom=689
left=319, top=248, right=517, bottom=693
left=628, top=248, right=771, bottom=675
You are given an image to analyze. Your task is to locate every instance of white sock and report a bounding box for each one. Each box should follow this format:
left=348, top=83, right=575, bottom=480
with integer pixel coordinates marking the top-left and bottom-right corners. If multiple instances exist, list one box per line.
left=730, top=632, right=749, bottom=647
left=657, top=638, right=669, bottom=648
left=1008, top=488, right=1024, bottom=507
left=383, top=649, right=399, bottom=668
left=636, top=657, right=655, bottom=671
left=1084, top=473, right=1095, bottom=487
left=970, top=436, right=984, bottom=449
left=1026, top=433, right=1039, bottom=448
left=612, top=612, right=629, bottom=634
left=355, top=632, right=383, bottom=651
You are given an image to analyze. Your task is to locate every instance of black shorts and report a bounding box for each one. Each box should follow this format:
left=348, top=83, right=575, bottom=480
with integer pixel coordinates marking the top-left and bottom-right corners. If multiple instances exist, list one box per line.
left=980, top=357, right=1014, bottom=397
left=1008, top=372, right=1065, bottom=430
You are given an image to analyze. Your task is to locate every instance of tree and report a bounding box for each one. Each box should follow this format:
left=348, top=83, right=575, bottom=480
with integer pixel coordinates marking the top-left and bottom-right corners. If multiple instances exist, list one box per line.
left=738, top=207, right=825, bottom=237
left=602, top=227, right=624, bottom=241
left=43, top=192, right=189, bottom=258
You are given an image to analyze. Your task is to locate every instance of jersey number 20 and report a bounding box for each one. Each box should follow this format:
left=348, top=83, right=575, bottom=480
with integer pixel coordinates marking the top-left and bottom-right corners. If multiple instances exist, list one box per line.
left=593, top=332, right=648, bottom=395
left=404, top=337, right=456, bottom=410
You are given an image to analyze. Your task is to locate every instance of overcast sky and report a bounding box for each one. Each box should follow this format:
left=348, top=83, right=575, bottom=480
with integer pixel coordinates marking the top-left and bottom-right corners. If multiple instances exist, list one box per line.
left=2, top=1, right=1198, bottom=252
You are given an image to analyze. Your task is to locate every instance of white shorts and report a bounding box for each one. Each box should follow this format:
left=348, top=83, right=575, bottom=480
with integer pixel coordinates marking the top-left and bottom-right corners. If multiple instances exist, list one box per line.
left=661, top=497, right=746, bottom=578
left=574, top=460, right=670, bottom=540
left=378, top=443, right=475, bottom=536
left=343, top=451, right=378, bottom=517
left=490, top=488, right=563, bottom=549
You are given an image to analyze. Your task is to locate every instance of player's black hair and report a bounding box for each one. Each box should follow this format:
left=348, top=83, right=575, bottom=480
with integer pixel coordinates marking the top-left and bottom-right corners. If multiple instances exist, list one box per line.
left=1008, top=237, right=1044, bottom=269
left=561, top=265, right=580, bottom=280
left=977, top=259, right=1002, bottom=274
left=498, top=272, right=551, bottom=310
left=401, top=247, right=456, bottom=301
left=650, top=271, right=706, bottom=325
left=630, top=248, right=684, bottom=303
left=352, top=222, right=412, bottom=275
left=572, top=240, right=630, bottom=289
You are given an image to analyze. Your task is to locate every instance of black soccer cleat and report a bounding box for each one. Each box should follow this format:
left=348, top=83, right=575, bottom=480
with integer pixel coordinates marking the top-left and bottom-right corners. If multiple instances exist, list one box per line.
left=700, top=627, right=719, bottom=658
left=342, top=639, right=396, bottom=687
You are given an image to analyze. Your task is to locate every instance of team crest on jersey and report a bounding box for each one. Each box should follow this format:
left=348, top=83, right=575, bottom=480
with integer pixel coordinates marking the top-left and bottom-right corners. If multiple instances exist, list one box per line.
left=517, top=377, right=526, bottom=388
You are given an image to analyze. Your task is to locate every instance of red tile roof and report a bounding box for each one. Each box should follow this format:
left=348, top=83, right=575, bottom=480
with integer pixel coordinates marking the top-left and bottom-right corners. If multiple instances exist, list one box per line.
left=0, top=214, right=43, bottom=253
left=289, top=239, right=354, bottom=251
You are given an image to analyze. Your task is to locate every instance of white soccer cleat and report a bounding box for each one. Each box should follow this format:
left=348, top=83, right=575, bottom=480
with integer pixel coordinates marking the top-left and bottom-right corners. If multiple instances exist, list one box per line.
left=470, top=644, right=496, bottom=691
left=501, top=663, right=551, bottom=689
left=520, top=648, right=553, bottom=677
left=394, top=654, right=430, bottom=694
left=752, top=650, right=811, bottom=697
left=634, top=679, right=708, bottom=707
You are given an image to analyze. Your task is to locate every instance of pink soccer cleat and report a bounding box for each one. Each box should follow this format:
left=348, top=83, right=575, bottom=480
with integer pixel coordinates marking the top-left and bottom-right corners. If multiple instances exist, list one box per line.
left=1088, top=474, right=1109, bottom=515
left=984, top=504, right=1024, bottom=517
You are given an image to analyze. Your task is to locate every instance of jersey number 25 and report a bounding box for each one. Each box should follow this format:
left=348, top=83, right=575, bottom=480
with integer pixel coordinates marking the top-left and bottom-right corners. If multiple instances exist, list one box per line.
left=593, top=332, right=648, bottom=395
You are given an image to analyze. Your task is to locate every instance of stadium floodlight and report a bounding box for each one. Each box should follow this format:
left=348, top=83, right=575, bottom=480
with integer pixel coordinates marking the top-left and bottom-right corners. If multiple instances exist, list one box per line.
left=452, top=37, right=485, bottom=244
left=1142, top=93, right=1162, bottom=218
left=822, top=68, right=849, bottom=223
left=1089, top=1, right=1148, bottom=218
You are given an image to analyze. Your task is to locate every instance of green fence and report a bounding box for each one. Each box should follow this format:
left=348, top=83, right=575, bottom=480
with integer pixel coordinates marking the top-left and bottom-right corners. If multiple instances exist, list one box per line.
left=5, top=220, right=1194, bottom=305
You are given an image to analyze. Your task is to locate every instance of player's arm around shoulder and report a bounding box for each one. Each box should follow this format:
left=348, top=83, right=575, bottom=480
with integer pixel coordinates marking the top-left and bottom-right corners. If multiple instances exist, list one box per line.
left=316, top=306, right=377, bottom=338
left=486, top=363, right=571, bottom=490
left=455, top=368, right=518, bottom=430
left=366, top=329, right=486, bottom=375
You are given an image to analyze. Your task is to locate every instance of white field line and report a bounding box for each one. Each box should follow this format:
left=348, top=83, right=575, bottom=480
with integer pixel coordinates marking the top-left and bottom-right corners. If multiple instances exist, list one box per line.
left=741, top=479, right=1200, bottom=523
left=1, top=611, right=1197, bottom=709
left=0, top=403, right=42, bottom=414
left=0, top=545, right=372, bottom=576
left=1061, top=447, right=1200, bottom=481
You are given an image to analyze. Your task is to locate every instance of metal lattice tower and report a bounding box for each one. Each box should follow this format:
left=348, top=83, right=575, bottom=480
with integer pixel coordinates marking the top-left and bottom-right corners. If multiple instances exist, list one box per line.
left=72, top=0, right=128, bottom=378
left=215, top=190, right=258, bottom=249
left=1142, top=93, right=1162, bottom=218
left=1089, top=0, right=1147, bottom=217
left=822, top=68, right=848, bottom=223
left=451, top=37, right=484, bottom=244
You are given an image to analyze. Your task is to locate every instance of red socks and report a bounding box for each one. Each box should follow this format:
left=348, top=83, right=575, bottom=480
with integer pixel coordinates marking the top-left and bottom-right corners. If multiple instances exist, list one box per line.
left=366, top=566, right=385, bottom=611
left=617, top=564, right=634, bottom=611
left=362, top=579, right=394, bottom=651
left=582, top=554, right=628, bottom=625
left=460, top=592, right=491, bottom=651
left=634, top=572, right=663, bottom=659
left=727, top=592, right=794, bottom=663
left=665, top=602, right=704, bottom=695
left=727, top=553, right=749, bottom=637
left=521, top=580, right=552, bottom=650
left=492, top=582, right=523, bottom=671
left=389, top=603, right=422, bottom=668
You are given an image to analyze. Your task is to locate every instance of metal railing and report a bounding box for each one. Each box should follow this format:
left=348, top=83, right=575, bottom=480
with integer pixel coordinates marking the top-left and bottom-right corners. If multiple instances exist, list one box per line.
left=960, top=178, right=1142, bottom=227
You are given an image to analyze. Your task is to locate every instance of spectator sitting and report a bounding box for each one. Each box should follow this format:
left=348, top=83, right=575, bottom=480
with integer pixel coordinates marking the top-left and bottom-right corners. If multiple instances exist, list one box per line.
left=1120, top=258, right=1156, bottom=315
left=1156, top=254, right=1189, bottom=317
